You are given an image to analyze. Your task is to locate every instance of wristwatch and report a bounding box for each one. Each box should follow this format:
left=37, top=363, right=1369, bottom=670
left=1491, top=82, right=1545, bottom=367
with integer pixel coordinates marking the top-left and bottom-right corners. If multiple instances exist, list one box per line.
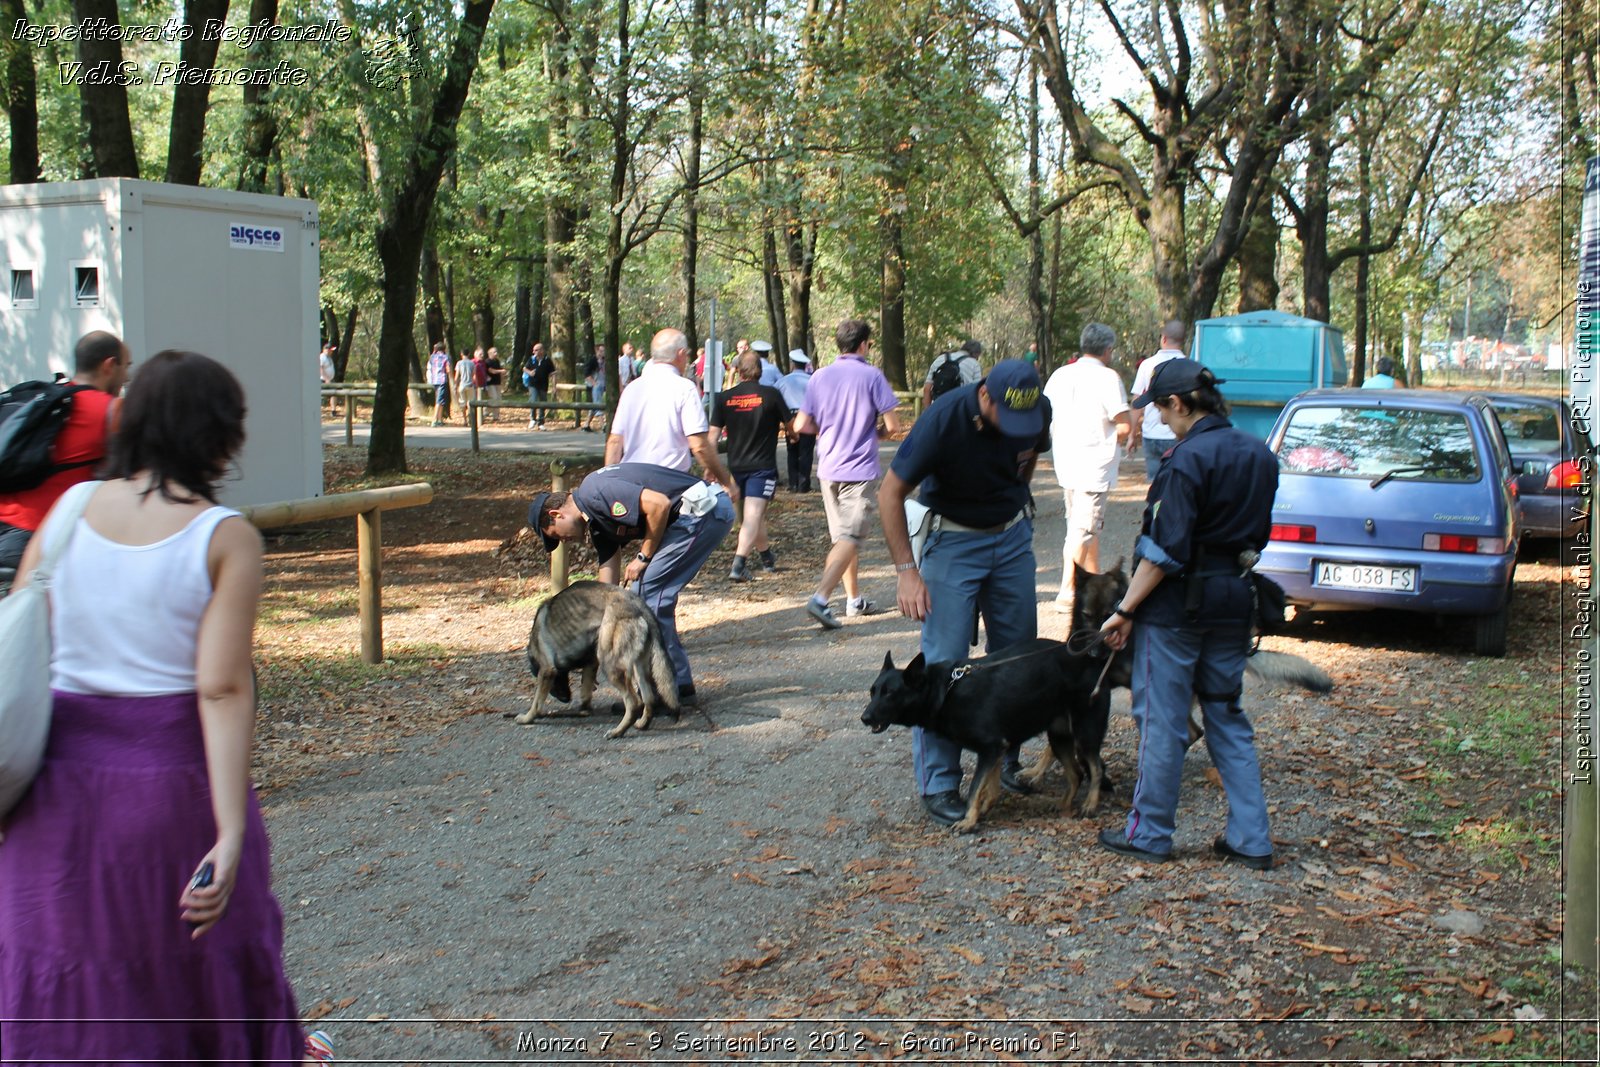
left=636, top=552, right=653, bottom=565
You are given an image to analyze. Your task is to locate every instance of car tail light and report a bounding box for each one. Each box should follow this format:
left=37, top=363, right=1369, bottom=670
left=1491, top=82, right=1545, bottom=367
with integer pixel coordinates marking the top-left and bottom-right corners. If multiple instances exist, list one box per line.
left=1548, top=460, right=1584, bottom=490
left=1423, top=533, right=1508, bottom=554
left=1271, top=523, right=1317, bottom=543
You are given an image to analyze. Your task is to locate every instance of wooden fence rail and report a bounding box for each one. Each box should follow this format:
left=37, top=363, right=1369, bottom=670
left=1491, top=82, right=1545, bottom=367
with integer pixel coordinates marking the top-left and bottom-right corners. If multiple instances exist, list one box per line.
left=468, top=399, right=605, bottom=449
left=237, top=483, right=434, bottom=664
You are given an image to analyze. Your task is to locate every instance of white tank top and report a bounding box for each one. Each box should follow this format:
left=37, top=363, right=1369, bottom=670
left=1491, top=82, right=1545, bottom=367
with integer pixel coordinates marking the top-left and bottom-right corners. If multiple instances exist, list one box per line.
left=44, top=482, right=242, bottom=696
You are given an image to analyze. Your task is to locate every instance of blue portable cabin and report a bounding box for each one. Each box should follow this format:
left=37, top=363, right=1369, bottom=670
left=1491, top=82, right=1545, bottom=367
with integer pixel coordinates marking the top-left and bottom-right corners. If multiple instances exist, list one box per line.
left=1190, top=310, right=1347, bottom=438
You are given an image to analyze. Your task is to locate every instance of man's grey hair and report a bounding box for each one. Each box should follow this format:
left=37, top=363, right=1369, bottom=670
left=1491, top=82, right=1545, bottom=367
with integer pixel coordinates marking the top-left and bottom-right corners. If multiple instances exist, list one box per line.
left=651, top=328, right=687, bottom=364
left=1080, top=322, right=1116, bottom=357
left=1160, top=319, right=1186, bottom=347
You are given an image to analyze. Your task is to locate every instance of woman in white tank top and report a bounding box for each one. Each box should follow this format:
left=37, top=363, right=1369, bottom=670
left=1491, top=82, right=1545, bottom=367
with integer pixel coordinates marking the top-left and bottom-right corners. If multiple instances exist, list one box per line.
left=2, top=351, right=329, bottom=1063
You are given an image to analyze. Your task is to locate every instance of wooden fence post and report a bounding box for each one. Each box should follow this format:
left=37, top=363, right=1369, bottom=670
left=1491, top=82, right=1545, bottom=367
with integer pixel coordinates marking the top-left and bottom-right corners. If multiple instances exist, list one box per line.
left=550, top=460, right=568, bottom=593
left=344, top=398, right=355, bottom=446
left=470, top=400, right=481, bottom=453
left=357, top=507, right=382, bottom=664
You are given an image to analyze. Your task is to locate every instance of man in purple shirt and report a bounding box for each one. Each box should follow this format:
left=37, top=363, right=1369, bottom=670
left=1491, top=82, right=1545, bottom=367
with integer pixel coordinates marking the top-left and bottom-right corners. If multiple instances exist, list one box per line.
left=794, top=319, right=902, bottom=628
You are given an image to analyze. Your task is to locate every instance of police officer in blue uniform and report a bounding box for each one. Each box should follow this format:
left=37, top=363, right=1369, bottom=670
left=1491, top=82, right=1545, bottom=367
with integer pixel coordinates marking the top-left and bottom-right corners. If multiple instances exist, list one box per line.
left=529, top=463, right=735, bottom=705
left=1096, top=359, right=1279, bottom=869
left=879, top=360, right=1053, bottom=826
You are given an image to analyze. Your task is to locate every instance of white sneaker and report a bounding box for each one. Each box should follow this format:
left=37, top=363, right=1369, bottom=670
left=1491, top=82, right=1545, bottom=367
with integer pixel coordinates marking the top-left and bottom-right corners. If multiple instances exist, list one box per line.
left=846, top=597, right=880, bottom=617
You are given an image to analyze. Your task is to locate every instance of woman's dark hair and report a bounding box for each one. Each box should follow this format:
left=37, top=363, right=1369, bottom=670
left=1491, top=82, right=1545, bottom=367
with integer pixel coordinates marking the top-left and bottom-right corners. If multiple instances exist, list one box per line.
left=105, top=350, right=246, bottom=504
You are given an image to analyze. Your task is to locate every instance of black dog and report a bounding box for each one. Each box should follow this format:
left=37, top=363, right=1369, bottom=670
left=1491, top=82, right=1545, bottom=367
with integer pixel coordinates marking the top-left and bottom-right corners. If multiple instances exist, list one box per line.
left=861, top=634, right=1119, bottom=834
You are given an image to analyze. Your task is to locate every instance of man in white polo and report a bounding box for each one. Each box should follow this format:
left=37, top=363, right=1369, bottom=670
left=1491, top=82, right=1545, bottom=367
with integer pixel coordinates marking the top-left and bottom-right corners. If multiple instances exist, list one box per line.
left=1129, top=319, right=1186, bottom=479
left=1042, top=322, right=1130, bottom=615
left=606, top=327, right=736, bottom=497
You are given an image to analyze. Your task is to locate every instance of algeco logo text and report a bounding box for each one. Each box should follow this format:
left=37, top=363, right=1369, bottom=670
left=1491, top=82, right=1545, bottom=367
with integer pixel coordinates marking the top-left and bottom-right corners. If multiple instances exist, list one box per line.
left=228, top=223, right=286, bottom=253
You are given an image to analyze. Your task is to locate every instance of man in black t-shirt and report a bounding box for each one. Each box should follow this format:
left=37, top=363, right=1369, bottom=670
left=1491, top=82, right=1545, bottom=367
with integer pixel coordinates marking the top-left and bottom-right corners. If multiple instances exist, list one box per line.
left=710, top=352, right=789, bottom=582
left=528, top=463, right=734, bottom=705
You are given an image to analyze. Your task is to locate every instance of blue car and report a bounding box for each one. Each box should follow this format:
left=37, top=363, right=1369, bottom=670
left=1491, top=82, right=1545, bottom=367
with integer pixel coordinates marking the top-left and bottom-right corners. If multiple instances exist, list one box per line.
left=1482, top=392, right=1590, bottom=540
left=1257, top=389, right=1519, bottom=656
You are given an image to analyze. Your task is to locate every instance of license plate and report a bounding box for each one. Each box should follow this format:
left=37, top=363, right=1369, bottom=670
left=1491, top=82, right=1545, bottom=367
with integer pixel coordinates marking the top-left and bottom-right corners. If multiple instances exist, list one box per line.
left=1314, top=561, right=1417, bottom=592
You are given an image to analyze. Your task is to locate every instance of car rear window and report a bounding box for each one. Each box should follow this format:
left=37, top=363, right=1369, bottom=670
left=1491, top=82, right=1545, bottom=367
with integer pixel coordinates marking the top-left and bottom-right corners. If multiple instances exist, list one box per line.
left=1490, top=399, right=1563, bottom=452
left=1277, top=405, right=1481, bottom=481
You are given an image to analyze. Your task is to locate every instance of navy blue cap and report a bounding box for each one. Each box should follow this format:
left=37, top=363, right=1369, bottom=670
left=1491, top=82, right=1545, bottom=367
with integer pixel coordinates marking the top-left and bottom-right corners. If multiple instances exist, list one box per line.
left=527, top=492, right=560, bottom=552
left=982, top=359, right=1045, bottom=436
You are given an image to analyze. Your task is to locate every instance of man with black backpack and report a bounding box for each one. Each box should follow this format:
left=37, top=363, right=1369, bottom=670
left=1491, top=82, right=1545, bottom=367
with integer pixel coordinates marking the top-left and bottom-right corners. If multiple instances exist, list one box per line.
left=922, top=339, right=984, bottom=409
left=0, top=332, right=128, bottom=596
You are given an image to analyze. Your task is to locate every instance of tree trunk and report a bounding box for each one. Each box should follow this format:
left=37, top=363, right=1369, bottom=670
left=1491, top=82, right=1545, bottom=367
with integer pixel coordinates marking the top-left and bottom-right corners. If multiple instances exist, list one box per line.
left=878, top=145, right=910, bottom=390
left=366, top=0, right=497, bottom=476
left=528, top=212, right=547, bottom=353
left=785, top=216, right=815, bottom=360
left=472, top=292, right=495, bottom=351
left=762, top=223, right=788, bottom=360
left=602, top=0, right=631, bottom=409
left=1237, top=202, right=1279, bottom=313
left=512, top=265, right=531, bottom=383
left=1146, top=179, right=1190, bottom=322
left=1026, top=56, right=1048, bottom=364
left=681, top=0, right=706, bottom=357
left=2, top=0, right=40, bottom=183
left=1352, top=126, right=1373, bottom=385
left=321, top=305, right=339, bottom=350
left=165, top=0, right=230, bottom=185
left=71, top=0, right=140, bottom=177
left=421, top=239, right=446, bottom=346
left=338, top=307, right=357, bottom=381
left=545, top=0, right=578, bottom=384
left=1298, top=132, right=1334, bottom=323
left=236, top=0, right=279, bottom=192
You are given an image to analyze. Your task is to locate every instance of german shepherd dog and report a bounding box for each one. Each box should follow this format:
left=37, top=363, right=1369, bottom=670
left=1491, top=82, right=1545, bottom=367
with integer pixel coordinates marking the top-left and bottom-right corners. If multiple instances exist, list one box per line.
left=514, top=580, right=679, bottom=739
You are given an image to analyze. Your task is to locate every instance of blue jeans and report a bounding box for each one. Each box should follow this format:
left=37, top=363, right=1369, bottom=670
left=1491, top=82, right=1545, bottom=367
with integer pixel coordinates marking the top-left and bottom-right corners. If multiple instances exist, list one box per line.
left=912, top=517, right=1037, bottom=795
left=1123, top=621, right=1270, bottom=857
left=1143, top=436, right=1174, bottom=480
left=633, top=492, right=734, bottom=689
left=432, top=383, right=450, bottom=417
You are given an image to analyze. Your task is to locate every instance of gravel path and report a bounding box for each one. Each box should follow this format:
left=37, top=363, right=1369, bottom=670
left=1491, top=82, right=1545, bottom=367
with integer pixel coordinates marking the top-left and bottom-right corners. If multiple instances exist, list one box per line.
left=261, top=445, right=1588, bottom=1063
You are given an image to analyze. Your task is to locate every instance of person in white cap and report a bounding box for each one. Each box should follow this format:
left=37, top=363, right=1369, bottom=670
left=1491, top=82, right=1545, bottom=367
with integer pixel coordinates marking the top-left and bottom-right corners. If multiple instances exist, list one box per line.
left=777, top=349, right=816, bottom=492
left=750, top=340, right=783, bottom=387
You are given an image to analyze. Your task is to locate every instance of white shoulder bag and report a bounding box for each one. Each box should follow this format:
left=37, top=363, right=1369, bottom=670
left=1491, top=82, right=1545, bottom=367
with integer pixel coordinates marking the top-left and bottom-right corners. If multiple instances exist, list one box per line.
left=0, top=481, right=95, bottom=816
left=905, top=498, right=933, bottom=567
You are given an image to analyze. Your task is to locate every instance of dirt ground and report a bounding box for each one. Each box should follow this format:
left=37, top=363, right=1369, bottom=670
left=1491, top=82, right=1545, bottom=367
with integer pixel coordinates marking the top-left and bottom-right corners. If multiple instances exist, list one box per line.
left=252, top=434, right=1597, bottom=1064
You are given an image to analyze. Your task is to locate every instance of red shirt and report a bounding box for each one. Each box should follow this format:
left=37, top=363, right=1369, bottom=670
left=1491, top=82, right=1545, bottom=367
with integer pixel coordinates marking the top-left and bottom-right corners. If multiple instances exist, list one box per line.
left=0, top=388, right=115, bottom=532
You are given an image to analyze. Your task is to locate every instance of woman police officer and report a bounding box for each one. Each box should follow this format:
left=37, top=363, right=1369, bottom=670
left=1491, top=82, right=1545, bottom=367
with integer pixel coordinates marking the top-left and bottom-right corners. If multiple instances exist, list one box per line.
left=1095, top=358, right=1279, bottom=870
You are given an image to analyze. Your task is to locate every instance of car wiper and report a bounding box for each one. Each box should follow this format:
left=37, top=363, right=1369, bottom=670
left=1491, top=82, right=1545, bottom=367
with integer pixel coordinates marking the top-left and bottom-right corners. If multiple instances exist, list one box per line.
left=1368, top=464, right=1463, bottom=489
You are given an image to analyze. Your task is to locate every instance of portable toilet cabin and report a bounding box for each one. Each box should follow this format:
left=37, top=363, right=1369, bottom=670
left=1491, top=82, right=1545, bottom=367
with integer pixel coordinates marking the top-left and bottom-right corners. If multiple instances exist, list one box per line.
left=0, top=179, right=322, bottom=506
left=1190, top=310, right=1347, bottom=438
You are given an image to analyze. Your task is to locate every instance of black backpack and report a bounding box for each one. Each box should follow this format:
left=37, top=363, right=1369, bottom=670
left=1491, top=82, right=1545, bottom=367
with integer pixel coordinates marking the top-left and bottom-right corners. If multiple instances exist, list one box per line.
left=0, top=381, right=92, bottom=493
left=928, top=351, right=969, bottom=400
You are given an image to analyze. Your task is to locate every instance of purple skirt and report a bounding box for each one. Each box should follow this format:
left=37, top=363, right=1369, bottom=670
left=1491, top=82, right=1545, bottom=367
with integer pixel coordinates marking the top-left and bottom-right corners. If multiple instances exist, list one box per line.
left=0, top=690, right=303, bottom=1064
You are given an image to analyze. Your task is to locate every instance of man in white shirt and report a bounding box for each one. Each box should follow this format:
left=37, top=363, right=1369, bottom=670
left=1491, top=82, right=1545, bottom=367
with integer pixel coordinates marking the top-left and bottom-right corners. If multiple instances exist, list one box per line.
left=1042, top=322, right=1130, bottom=614
left=618, top=342, right=637, bottom=391
left=1129, top=320, right=1187, bottom=479
left=606, top=328, right=737, bottom=498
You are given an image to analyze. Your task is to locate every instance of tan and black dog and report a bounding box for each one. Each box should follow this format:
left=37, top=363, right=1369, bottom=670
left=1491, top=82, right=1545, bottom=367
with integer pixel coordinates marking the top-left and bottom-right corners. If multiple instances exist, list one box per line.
left=515, top=580, right=679, bottom=739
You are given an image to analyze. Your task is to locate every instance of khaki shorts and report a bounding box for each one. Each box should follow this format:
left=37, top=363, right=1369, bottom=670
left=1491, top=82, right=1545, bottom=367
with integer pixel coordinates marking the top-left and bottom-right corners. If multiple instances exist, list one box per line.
left=1062, top=487, right=1107, bottom=551
left=821, top=479, right=878, bottom=543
